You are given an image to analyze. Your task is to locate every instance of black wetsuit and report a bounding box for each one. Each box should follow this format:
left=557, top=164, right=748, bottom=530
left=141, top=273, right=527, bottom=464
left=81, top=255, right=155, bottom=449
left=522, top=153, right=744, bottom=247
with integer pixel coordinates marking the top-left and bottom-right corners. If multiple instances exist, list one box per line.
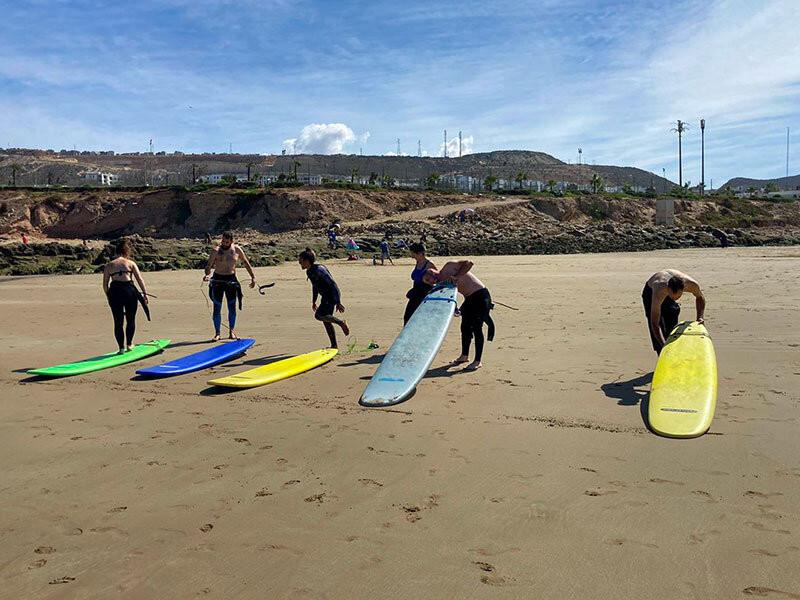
left=107, top=279, right=139, bottom=349
left=307, top=264, right=343, bottom=347
left=642, top=283, right=680, bottom=353
left=403, top=260, right=433, bottom=324
left=459, top=287, right=495, bottom=362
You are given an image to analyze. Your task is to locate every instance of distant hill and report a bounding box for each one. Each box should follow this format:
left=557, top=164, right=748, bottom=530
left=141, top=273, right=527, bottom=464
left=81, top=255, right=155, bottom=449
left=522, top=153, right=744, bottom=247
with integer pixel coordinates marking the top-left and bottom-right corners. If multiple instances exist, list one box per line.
left=0, top=148, right=675, bottom=192
left=719, top=173, right=800, bottom=191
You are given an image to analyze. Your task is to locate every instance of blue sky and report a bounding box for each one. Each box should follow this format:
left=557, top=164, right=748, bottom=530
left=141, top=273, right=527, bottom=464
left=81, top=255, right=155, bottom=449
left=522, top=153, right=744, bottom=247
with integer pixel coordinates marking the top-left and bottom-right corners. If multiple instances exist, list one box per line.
left=1, top=0, right=798, bottom=184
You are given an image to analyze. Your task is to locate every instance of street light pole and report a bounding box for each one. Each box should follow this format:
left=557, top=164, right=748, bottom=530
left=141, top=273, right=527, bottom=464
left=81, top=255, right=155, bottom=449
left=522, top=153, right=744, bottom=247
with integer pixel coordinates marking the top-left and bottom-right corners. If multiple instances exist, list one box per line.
left=700, top=118, right=705, bottom=196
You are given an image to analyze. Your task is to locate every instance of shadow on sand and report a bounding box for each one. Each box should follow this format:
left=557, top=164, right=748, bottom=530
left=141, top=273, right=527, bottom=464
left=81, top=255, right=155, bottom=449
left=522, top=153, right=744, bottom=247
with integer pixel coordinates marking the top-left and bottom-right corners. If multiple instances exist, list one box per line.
left=601, top=372, right=654, bottom=430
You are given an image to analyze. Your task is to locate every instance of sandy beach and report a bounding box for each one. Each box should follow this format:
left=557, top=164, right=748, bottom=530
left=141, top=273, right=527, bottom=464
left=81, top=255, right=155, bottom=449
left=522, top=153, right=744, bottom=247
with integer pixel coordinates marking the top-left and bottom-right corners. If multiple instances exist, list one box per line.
left=1, top=246, right=799, bottom=599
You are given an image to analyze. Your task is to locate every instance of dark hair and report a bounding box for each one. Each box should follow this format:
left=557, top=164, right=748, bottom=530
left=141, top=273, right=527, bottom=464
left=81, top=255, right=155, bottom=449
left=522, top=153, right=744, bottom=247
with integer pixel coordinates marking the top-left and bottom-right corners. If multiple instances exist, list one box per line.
left=222, top=230, right=234, bottom=241
left=116, top=238, right=132, bottom=257
left=668, top=275, right=685, bottom=293
left=299, top=247, right=316, bottom=264
left=409, top=242, right=426, bottom=254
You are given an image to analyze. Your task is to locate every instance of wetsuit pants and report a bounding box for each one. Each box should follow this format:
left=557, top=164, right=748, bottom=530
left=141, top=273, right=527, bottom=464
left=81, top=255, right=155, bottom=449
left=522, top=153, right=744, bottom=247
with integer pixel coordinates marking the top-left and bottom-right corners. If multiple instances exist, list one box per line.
left=108, top=281, right=139, bottom=348
left=315, top=297, right=341, bottom=347
left=460, top=288, right=493, bottom=362
left=642, top=284, right=680, bottom=352
left=210, top=274, right=239, bottom=334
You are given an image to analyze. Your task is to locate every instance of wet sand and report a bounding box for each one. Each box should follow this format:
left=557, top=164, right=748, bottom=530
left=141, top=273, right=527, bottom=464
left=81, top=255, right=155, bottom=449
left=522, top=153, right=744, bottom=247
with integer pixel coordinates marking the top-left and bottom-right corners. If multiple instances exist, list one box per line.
left=1, top=247, right=799, bottom=599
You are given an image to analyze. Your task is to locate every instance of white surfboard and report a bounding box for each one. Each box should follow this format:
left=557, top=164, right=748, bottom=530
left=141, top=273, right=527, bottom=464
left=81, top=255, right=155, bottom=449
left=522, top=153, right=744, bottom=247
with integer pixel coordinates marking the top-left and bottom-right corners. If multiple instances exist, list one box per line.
left=360, top=283, right=457, bottom=407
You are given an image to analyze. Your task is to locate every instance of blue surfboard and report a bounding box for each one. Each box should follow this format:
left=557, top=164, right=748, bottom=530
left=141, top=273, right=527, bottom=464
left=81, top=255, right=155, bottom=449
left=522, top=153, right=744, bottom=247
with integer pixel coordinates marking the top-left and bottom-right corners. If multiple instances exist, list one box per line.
left=136, top=339, right=255, bottom=377
left=360, top=284, right=457, bottom=407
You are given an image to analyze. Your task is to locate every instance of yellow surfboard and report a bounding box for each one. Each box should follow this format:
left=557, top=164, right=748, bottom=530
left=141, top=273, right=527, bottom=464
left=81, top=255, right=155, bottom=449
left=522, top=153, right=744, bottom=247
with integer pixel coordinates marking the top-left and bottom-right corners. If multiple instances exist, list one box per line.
left=207, top=348, right=338, bottom=388
left=648, top=321, right=717, bottom=438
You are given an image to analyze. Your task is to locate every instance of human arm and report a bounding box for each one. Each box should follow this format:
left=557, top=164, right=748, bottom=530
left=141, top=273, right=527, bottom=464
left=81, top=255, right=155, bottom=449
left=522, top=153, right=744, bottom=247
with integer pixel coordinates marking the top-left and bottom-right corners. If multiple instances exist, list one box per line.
left=237, top=246, right=256, bottom=288
left=442, top=260, right=473, bottom=283
left=685, top=280, right=706, bottom=323
left=102, top=265, right=110, bottom=295
left=131, top=262, right=149, bottom=304
left=203, top=248, right=218, bottom=281
left=649, top=289, right=668, bottom=351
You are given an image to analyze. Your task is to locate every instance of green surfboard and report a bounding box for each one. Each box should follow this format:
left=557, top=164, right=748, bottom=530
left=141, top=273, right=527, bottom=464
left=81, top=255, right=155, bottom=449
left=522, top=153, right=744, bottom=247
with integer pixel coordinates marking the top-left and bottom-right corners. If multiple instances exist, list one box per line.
left=28, top=339, right=170, bottom=377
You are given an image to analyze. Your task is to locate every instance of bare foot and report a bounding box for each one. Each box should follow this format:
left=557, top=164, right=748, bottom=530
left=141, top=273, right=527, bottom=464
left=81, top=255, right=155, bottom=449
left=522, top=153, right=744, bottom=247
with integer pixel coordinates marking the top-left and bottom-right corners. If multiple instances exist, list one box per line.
left=117, top=348, right=125, bottom=355
left=464, top=361, right=482, bottom=371
left=125, top=346, right=133, bottom=353
left=228, top=331, right=239, bottom=340
left=341, top=321, right=350, bottom=336
left=211, top=334, right=220, bottom=342
left=452, top=355, right=470, bottom=365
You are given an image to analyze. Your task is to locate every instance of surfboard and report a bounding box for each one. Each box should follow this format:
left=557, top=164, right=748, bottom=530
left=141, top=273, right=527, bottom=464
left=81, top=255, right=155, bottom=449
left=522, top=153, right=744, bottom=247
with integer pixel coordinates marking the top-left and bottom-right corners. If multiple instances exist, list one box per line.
left=28, top=339, right=171, bottom=377
left=135, top=338, right=255, bottom=378
left=207, top=348, right=338, bottom=388
left=360, top=283, right=457, bottom=407
left=648, top=321, right=717, bottom=438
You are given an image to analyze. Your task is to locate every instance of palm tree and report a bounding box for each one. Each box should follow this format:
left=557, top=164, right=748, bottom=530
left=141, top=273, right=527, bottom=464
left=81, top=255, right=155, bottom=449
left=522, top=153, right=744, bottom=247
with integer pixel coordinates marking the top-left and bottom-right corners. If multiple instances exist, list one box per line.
left=484, top=175, right=497, bottom=191
left=546, top=179, right=557, bottom=193
left=515, top=171, right=528, bottom=190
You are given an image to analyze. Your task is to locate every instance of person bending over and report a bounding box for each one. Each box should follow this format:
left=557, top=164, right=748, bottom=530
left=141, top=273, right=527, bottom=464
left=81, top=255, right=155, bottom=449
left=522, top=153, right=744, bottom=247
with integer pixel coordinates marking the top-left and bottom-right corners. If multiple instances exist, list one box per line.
left=423, top=260, right=494, bottom=371
left=203, top=231, right=256, bottom=341
left=642, top=269, right=706, bottom=354
left=299, top=248, right=350, bottom=348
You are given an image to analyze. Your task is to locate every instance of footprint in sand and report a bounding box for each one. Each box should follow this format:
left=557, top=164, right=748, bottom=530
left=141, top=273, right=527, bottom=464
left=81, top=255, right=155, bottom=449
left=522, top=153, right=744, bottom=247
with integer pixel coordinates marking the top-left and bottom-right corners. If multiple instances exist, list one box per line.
left=745, top=522, right=792, bottom=535
left=358, top=478, right=383, bottom=488
left=649, top=478, right=684, bottom=486
left=742, top=587, right=800, bottom=599
left=34, top=546, right=56, bottom=554
left=688, top=529, right=721, bottom=544
left=49, top=576, right=76, bottom=585
left=199, top=524, right=214, bottom=533
left=585, top=489, right=617, bottom=497
left=744, top=491, right=784, bottom=499
left=605, top=538, right=658, bottom=549
left=691, top=490, right=717, bottom=503
left=108, top=506, right=127, bottom=513
left=255, top=488, right=273, bottom=497
left=472, top=561, right=514, bottom=586
left=28, top=559, right=47, bottom=569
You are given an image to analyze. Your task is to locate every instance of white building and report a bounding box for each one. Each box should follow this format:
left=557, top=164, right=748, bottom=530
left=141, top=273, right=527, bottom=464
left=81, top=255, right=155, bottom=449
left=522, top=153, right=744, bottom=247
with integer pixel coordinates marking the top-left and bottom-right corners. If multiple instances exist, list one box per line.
left=83, top=171, right=120, bottom=186
left=199, top=173, right=248, bottom=184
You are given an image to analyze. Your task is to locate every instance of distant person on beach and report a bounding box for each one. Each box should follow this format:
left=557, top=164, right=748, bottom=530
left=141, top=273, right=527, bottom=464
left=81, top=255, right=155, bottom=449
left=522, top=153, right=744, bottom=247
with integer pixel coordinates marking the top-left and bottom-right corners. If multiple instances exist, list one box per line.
left=643, top=269, right=706, bottom=354
left=203, top=231, right=256, bottom=341
left=403, top=242, right=436, bottom=324
left=21, top=233, right=29, bottom=245
left=299, top=248, right=349, bottom=348
left=102, top=239, right=150, bottom=353
left=379, top=238, right=393, bottom=265
left=424, top=260, right=494, bottom=371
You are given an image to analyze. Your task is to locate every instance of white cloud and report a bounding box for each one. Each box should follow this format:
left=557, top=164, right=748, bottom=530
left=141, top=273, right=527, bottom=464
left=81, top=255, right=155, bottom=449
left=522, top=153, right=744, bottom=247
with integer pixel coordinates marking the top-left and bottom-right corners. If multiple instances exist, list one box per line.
left=359, top=131, right=371, bottom=144
left=439, top=134, right=474, bottom=157
left=282, top=123, right=357, bottom=154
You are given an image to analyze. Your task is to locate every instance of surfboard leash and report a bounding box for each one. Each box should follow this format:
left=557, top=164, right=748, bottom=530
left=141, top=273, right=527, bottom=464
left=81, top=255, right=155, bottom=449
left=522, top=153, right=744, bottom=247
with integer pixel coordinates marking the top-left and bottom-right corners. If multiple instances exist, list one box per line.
left=493, top=301, right=519, bottom=311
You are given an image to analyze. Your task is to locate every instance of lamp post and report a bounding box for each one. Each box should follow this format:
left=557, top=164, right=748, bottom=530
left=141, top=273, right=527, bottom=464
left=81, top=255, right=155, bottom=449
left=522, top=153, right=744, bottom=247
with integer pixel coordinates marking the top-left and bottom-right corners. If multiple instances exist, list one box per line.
left=700, top=119, right=706, bottom=195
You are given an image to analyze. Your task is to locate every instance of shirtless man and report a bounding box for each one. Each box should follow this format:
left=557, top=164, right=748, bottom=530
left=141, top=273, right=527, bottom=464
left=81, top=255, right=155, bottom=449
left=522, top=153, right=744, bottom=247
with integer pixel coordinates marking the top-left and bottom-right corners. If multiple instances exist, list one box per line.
left=642, top=269, right=706, bottom=354
left=424, top=260, right=494, bottom=371
left=203, top=231, right=256, bottom=341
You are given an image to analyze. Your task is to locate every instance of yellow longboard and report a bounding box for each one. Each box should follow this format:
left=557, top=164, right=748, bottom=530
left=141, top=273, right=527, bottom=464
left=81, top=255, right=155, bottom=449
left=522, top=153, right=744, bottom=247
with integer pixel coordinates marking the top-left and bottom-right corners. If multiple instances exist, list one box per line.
left=648, top=321, right=717, bottom=438
left=207, top=348, right=338, bottom=388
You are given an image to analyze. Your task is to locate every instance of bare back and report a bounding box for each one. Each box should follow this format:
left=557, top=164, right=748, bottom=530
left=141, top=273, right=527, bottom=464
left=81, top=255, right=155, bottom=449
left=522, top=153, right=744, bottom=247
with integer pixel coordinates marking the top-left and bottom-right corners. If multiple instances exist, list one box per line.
left=439, top=262, right=485, bottom=297
left=647, top=269, right=700, bottom=298
left=105, top=257, right=135, bottom=282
